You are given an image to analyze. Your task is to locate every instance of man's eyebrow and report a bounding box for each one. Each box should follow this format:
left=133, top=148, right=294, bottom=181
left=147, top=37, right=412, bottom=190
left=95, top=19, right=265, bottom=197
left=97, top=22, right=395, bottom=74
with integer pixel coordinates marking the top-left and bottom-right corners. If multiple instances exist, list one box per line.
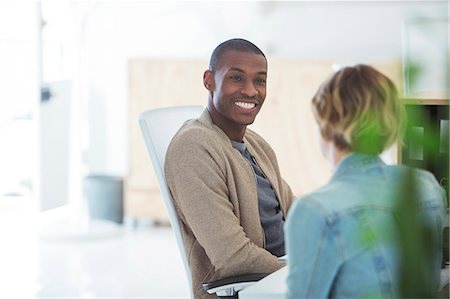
left=229, top=67, right=267, bottom=75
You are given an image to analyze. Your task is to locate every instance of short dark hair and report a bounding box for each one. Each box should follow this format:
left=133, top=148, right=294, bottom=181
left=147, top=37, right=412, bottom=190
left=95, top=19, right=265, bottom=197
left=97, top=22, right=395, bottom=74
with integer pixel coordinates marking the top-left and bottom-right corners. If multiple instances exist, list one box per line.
left=209, top=38, right=266, bottom=71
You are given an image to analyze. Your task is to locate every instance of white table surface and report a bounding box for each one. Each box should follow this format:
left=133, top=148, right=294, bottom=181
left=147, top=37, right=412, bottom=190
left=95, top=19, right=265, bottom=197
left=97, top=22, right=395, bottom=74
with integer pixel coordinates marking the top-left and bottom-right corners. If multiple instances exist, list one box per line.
left=239, top=265, right=449, bottom=299
left=239, top=266, right=288, bottom=299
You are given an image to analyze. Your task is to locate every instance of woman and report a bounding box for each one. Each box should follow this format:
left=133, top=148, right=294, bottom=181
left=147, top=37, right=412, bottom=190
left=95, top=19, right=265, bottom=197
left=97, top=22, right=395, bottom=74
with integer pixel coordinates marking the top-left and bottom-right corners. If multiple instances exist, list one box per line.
left=285, top=64, right=446, bottom=298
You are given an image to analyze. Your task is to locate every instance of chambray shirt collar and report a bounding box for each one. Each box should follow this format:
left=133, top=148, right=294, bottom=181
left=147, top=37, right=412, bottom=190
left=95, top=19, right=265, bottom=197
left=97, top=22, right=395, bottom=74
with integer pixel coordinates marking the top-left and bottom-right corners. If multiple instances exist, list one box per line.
left=331, top=152, right=385, bottom=181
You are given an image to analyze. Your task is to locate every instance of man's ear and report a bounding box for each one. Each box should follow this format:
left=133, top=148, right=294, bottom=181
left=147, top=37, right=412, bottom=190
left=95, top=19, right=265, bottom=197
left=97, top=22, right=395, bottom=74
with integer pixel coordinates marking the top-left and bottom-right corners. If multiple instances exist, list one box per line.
left=203, top=70, right=214, bottom=91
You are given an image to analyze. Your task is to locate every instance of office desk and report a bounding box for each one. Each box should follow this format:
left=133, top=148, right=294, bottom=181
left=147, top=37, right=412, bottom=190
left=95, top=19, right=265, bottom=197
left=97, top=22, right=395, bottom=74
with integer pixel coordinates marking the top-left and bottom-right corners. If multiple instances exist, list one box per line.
left=239, top=265, right=449, bottom=299
left=239, top=266, right=287, bottom=299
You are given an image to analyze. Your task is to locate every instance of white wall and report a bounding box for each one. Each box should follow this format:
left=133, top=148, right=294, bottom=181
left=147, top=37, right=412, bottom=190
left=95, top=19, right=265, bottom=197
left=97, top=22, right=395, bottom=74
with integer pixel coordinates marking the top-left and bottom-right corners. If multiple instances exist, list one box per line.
left=64, top=1, right=447, bottom=176
left=0, top=3, right=40, bottom=199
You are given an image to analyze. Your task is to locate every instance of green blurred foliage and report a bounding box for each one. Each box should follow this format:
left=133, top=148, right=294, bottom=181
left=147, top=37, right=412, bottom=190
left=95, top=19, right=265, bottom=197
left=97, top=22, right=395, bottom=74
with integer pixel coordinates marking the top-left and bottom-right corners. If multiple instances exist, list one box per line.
left=357, top=59, right=448, bottom=297
left=395, top=168, right=437, bottom=298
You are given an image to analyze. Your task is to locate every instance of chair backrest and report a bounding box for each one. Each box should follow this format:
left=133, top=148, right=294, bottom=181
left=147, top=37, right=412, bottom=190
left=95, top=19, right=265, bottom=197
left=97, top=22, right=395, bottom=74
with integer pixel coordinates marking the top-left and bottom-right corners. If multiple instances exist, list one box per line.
left=138, top=105, right=203, bottom=296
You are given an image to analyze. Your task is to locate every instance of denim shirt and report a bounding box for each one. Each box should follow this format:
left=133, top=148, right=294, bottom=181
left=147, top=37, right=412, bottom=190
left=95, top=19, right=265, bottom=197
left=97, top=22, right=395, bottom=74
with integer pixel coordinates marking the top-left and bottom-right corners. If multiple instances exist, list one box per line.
left=285, top=153, right=447, bottom=299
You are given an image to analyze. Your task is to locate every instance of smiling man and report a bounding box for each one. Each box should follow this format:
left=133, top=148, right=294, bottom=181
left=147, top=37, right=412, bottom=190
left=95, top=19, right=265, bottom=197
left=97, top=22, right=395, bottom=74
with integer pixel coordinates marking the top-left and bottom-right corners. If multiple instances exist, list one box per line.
left=165, top=38, right=294, bottom=299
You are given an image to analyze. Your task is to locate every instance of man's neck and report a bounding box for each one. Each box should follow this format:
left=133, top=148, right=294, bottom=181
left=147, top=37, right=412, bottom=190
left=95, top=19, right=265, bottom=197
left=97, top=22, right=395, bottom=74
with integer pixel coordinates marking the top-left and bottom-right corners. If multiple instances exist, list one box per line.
left=207, top=106, right=246, bottom=142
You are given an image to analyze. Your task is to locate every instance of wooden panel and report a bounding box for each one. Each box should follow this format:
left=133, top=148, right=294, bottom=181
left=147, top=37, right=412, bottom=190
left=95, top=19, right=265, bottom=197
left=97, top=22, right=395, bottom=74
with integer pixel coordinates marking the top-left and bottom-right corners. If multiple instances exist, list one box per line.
left=126, top=59, right=208, bottom=221
left=250, top=59, right=334, bottom=195
left=126, top=59, right=403, bottom=221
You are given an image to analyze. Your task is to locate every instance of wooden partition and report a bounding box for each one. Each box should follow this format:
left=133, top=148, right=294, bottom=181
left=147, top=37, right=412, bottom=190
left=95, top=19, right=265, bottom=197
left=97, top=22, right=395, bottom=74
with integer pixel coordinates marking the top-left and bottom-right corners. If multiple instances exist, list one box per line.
left=126, top=59, right=402, bottom=222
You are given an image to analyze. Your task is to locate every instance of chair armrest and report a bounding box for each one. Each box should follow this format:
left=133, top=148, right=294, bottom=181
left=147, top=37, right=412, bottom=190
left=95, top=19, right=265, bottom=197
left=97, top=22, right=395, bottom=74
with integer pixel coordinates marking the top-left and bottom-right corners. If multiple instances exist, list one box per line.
left=277, top=254, right=287, bottom=263
left=203, top=273, right=269, bottom=297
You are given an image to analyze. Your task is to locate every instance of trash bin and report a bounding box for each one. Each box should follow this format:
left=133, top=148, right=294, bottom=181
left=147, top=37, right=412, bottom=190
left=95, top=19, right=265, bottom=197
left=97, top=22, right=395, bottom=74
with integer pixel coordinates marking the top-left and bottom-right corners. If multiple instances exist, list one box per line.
left=83, top=175, right=124, bottom=224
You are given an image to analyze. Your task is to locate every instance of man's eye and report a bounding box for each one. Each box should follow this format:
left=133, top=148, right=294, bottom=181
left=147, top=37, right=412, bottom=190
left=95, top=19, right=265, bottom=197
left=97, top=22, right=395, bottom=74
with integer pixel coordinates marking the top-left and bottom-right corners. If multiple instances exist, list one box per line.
left=231, top=75, right=242, bottom=81
left=256, top=78, right=266, bottom=85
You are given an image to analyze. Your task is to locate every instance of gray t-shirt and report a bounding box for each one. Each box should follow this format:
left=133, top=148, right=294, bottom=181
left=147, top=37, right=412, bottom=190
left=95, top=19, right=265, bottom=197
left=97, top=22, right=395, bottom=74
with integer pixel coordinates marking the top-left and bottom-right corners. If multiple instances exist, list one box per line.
left=231, top=140, right=285, bottom=257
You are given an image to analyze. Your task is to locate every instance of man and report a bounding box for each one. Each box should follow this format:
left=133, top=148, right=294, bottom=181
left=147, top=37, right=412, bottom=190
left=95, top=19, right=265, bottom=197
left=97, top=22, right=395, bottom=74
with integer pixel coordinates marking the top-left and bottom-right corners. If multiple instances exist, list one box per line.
left=165, top=38, right=294, bottom=299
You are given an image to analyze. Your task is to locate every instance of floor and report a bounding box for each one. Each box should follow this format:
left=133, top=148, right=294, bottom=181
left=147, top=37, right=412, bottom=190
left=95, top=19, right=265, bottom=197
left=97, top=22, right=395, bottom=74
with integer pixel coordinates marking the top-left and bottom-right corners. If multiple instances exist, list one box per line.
left=0, top=197, right=191, bottom=299
left=1, top=197, right=448, bottom=299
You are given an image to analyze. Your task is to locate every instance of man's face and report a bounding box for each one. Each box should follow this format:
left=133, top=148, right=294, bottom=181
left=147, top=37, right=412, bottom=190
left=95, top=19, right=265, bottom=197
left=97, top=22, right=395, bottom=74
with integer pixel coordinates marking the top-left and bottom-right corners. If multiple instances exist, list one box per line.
left=205, top=50, right=267, bottom=133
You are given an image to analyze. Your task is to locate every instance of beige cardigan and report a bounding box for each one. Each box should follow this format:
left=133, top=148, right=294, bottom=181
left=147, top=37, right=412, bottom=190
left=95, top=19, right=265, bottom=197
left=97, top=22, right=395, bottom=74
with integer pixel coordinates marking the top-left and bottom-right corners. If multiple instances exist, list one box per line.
left=165, top=109, right=294, bottom=299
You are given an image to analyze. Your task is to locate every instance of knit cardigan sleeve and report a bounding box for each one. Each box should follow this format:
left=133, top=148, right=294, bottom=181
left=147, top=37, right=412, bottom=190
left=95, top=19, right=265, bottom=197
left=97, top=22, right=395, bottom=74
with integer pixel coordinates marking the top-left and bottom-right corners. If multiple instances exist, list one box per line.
left=165, top=124, right=284, bottom=278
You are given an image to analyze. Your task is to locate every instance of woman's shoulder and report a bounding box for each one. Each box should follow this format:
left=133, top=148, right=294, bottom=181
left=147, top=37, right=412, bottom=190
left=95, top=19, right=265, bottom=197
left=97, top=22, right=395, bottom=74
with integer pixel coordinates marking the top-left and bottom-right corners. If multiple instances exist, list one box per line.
left=290, top=181, right=365, bottom=221
left=290, top=188, right=336, bottom=218
left=387, top=164, right=444, bottom=195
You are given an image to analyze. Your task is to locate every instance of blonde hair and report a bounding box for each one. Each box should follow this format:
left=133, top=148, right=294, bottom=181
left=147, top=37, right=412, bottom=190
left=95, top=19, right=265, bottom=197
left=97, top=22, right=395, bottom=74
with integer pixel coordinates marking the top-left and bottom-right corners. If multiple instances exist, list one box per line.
left=312, top=64, right=406, bottom=154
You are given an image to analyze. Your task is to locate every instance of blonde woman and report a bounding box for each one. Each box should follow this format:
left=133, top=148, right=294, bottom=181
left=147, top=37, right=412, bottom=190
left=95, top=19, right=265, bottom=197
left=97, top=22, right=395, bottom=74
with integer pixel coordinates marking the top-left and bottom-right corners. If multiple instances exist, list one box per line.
left=285, top=65, right=446, bottom=298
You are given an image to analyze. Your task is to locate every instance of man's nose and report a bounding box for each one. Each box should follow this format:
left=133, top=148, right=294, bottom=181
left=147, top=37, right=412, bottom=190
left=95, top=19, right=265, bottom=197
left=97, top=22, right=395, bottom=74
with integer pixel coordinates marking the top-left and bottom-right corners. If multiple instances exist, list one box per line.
left=241, top=81, right=259, bottom=98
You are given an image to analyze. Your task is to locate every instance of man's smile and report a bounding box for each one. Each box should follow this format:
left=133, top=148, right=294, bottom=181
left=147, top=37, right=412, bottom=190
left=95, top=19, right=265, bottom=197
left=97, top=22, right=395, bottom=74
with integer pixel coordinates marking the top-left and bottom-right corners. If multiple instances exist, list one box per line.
left=234, top=101, right=257, bottom=110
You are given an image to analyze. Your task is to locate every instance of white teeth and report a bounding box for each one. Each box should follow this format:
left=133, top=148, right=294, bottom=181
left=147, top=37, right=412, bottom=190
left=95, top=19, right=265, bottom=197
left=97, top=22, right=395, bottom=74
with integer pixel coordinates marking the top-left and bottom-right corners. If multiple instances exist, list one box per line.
left=235, top=102, right=256, bottom=109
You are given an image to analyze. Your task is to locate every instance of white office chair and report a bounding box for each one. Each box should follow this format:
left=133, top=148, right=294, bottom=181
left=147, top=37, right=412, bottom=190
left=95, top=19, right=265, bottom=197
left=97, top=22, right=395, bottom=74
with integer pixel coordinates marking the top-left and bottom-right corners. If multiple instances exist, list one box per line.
left=138, top=105, right=267, bottom=298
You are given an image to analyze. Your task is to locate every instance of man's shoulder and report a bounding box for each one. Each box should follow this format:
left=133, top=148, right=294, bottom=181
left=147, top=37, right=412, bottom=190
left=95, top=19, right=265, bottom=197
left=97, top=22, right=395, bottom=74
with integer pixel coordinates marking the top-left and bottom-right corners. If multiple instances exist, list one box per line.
left=174, top=118, right=207, bottom=138
left=168, top=119, right=225, bottom=153
left=165, top=119, right=231, bottom=173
